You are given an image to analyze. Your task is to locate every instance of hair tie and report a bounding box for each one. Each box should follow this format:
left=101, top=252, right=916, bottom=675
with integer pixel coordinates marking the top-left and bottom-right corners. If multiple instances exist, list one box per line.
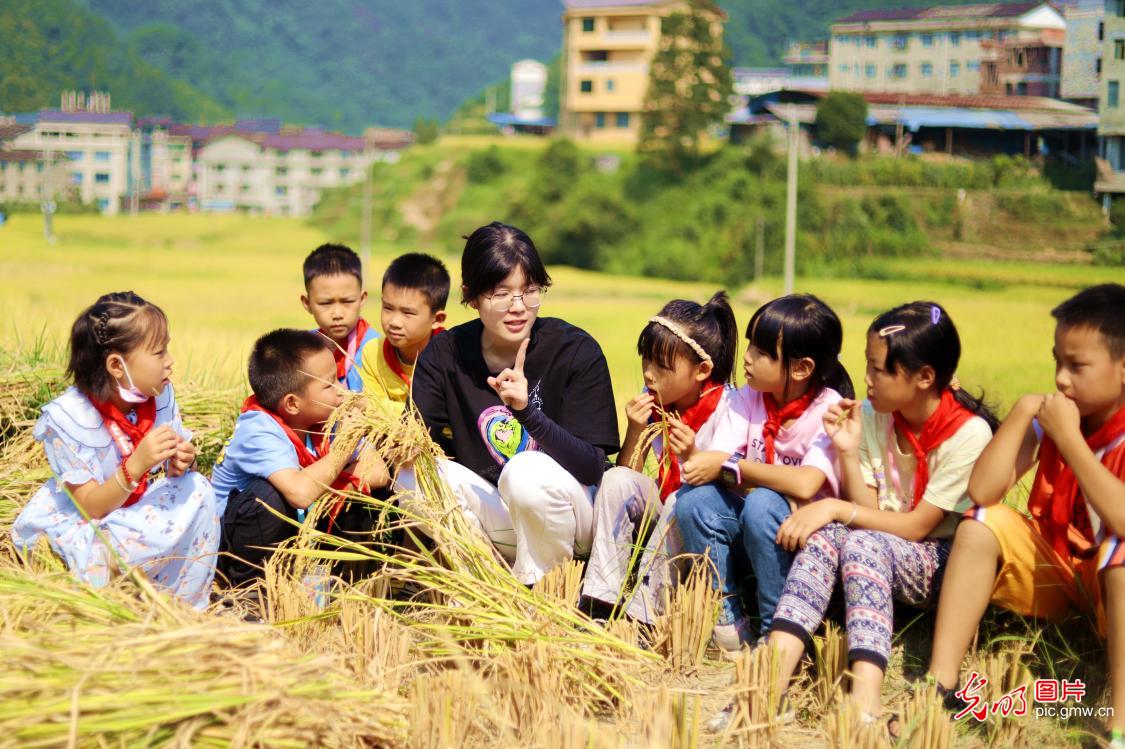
left=878, top=324, right=906, bottom=337
left=649, top=316, right=713, bottom=365
left=949, top=375, right=961, bottom=392
left=931, top=305, right=942, bottom=325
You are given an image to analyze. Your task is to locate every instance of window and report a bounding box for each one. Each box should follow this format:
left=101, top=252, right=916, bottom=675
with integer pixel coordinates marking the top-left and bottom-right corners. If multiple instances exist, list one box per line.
left=965, top=30, right=980, bottom=40
left=1099, top=22, right=1105, bottom=41
left=616, top=112, right=629, bottom=128
left=893, top=34, right=908, bottom=50
left=606, top=78, right=615, bottom=92
left=581, top=16, right=594, bottom=32
left=865, top=63, right=876, bottom=79
left=1110, top=80, right=1120, bottom=108
left=864, top=35, right=876, bottom=48
left=94, top=173, right=109, bottom=184
left=97, top=198, right=109, bottom=212
left=1116, top=40, right=1125, bottom=60
left=71, top=172, right=82, bottom=185
left=580, top=79, right=593, bottom=93
left=891, top=63, right=908, bottom=79
left=94, top=151, right=110, bottom=163
left=921, top=34, right=933, bottom=48
left=967, top=60, right=981, bottom=72
left=921, top=62, right=933, bottom=78
left=275, top=186, right=288, bottom=196
left=311, top=150, right=323, bottom=158
left=65, top=150, right=83, bottom=161
left=1098, top=58, right=1103, bottom=75
left=949, top=32, right=961, bottom=47
left=276, top=166, right=288, bottom=176
left=340, top=168, right=350, bottom=178
left=595, top=112, right=606, bottom=128
left=838, top=63, right=849, bottom=73
left=1016, top=81, right=1027, bottom=95
left=950, top=62, right=961, bottom=77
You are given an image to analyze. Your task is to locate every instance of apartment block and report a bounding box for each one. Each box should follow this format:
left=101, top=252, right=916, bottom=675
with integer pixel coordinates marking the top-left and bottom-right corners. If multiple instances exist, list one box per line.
left=1062, top=0, right=1105, bottom=106
left=828, top=2, right=1066, bottom=96
left=195, top=130, right=376, bottom=217
left=1097, top=0, right=1125, bottom=197
left=560, top=0, right=724, bottom=142
left=8, top=92, right=133, bottom=214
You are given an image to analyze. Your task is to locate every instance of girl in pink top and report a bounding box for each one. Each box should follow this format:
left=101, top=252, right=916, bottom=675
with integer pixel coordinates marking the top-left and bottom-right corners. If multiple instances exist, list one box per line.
left=674, top=294, right=853, bottom=655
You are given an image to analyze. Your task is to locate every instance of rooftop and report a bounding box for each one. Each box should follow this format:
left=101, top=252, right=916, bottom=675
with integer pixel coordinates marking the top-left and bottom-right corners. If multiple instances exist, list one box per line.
left=36, top=110, right=133, bottom=126
left=834, top=2, right=1044, bottom=25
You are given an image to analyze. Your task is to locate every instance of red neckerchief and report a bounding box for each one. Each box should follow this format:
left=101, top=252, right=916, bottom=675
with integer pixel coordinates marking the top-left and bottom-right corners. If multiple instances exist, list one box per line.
left=89, top=395, right=157, bottom=508
left=892, top=388, right=975, bottom=510
left=382, top=326, right=445, bottom=387
left=1029, top=402, right=1125, bottom=558
left=762, top=390, right=816, bottom=465
left=656, top=383, right=724, bottom=501
left=241, top=396, right=361, bottom=528
left=324, top=318, right=371, bottom=382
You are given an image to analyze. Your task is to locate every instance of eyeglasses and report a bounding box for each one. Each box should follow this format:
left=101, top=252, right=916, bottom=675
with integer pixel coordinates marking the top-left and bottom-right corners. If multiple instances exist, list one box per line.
left=487, top=286, right=544, bottom=312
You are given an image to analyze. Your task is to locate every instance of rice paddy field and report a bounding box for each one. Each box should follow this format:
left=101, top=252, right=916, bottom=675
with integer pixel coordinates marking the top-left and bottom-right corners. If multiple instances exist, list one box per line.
left=0, top=212, right=1121, bottom=748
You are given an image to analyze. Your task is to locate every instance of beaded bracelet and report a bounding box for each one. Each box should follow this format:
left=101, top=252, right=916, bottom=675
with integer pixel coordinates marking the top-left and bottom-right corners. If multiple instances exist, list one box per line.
left=119, top=459, right=139, bottom=489
left=113, top=468, right=132, bottom=493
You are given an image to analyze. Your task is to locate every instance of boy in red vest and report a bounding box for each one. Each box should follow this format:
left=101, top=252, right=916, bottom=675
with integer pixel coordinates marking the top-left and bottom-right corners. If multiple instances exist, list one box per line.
left=301, top=244, right=380, bottom=392
left=927, top=284, right=1125, bottom=745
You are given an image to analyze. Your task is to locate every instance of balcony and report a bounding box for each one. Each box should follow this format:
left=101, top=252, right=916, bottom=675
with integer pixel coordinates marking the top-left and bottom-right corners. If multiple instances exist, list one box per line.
left=603, top=30, right=651, bottom=42
left=577, top=61, right=648, bottom=74
left=1096, top=157, right=1125, bottom=194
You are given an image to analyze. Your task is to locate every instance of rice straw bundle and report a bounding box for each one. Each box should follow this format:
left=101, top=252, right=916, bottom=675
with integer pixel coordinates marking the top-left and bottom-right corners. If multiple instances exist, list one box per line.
left=969, top=642, right=1034, bottom=746
left=0, top=553, right=408, bottom=748
left=725, top=641, right=784, bottom=741
left=823, top=702, right=886, bottom=749
left=533, top=558, right=585, bottom=607
left=627, top=403, right=675, bottom=479
left=288, top=390, right=662, bottom=713
left=651, top=561, right=721, bottom=671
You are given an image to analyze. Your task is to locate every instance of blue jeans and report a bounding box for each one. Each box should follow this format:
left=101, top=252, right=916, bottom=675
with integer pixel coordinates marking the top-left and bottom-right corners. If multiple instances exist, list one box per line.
left=674, top=483, right=794, bottom=634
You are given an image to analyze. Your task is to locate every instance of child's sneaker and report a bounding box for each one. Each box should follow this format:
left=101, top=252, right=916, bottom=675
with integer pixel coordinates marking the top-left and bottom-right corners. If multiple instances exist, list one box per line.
left=711, top=616, right=754, bottom=658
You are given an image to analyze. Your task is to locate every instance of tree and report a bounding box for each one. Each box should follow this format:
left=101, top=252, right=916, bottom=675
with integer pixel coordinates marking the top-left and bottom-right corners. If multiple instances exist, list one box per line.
left=814, top=92, right=868, bottom=155
left=413, top=116, right=440, bottom=145
left=638, top=0, right=733, bottom=174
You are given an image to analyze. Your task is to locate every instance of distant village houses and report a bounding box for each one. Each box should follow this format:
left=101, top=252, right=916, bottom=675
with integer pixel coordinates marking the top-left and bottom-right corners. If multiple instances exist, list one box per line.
left=0, top=92, right=412, bottom=217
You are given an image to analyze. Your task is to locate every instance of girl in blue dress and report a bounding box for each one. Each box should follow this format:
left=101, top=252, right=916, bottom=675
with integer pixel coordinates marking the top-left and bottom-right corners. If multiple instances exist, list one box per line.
left=12, top=292, right=220, bottom=609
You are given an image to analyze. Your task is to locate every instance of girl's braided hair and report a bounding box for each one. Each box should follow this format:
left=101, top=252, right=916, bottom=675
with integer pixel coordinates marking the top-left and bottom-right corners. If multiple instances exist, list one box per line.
left=68, top=291, right=169, bottom=400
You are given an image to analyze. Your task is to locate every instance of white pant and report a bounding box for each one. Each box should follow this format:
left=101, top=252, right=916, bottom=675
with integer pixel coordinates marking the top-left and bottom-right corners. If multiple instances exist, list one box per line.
left=396, top=451, right=595, bottom=585
left=581, top=466, right=685, bottom=623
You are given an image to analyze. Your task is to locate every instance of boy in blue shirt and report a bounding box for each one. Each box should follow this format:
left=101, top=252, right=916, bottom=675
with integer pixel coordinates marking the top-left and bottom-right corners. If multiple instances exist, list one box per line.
left=214, top=328, right=389, bottom=588
left=301, top=243, right=380, bottom=392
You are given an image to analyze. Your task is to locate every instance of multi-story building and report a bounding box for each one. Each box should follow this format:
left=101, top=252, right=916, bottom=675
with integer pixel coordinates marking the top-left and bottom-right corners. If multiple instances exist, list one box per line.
left=1062, top=0, right=1104, bottom=106
left=828, top=2, right=1066, bottom=96
left=1097, top=0, right=1125, bottom=201
left=137, top=118, right=194, bottom=211
left=0, top=125, right=72, bottom=207
left=559, top=0, right=724, bottom=142
left=8, top=92, right=134, bottom=214
left=196, top=129, right=376, bottom=216
left=784, top=40, right=830, bottom=80
left=978, top=28, right=1064, bottom=96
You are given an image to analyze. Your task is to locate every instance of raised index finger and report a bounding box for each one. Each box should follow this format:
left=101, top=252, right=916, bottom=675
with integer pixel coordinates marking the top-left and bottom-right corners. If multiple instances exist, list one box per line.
left=513, top=336, right=530, bottom=374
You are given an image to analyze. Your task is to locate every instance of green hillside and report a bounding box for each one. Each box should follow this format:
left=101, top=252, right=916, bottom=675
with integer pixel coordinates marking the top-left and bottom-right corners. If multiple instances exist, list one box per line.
left=0, top=0, right=228, bottom=120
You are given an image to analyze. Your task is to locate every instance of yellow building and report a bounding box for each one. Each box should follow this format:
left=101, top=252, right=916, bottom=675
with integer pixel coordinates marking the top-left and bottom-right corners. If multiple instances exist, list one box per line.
left=560, top=0, right=692, bottom=142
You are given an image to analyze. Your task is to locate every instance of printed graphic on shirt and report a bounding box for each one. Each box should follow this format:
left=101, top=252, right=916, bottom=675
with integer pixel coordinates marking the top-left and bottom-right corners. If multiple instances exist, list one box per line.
left=478, top=404, right=538, bottom=465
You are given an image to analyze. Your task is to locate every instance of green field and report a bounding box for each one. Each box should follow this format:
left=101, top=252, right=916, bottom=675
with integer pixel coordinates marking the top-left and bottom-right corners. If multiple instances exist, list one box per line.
left=2, top=212, right=1113, bottom=420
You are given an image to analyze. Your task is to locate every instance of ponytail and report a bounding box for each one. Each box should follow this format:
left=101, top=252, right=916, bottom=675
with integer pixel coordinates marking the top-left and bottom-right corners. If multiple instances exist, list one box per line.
left=952, top=387, right=1000, bottom=433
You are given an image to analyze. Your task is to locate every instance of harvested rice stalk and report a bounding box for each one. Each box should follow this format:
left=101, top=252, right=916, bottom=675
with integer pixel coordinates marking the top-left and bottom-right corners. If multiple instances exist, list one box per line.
left=626, top=403, right=674, bottom=477
left=727, top=643, right=784, bottom=741
left=631, top=686, right=704, bottom=749
left=895, top=687, right=953, bottom=749
left=651, top=561, right=720, bottom=671
left=533, top=559, right=585, bottom=607
left=823, top=702, right=886, bottom=749
left=813, top=620, right=850, bottom=710
left=968, top=642, right=1035, bottom=746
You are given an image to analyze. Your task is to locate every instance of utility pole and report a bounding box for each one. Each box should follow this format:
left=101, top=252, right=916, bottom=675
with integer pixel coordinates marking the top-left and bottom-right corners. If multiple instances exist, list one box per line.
left=754, top=216, right=765, bottom=282
left=783, top=104, right=798, bottom=295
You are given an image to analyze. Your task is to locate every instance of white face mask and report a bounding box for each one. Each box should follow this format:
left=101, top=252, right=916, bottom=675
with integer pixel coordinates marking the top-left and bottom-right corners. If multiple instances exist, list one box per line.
left=113, top=358, right=150, bottom=404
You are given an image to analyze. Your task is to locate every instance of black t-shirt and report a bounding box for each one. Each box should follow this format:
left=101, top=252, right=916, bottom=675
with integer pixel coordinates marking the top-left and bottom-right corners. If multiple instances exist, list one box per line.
left=412, top=317, right=619, bottom=486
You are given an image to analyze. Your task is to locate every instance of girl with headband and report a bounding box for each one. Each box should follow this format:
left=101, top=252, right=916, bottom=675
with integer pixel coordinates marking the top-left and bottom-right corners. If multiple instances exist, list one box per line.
left=580, top=292, right=739, bottom=624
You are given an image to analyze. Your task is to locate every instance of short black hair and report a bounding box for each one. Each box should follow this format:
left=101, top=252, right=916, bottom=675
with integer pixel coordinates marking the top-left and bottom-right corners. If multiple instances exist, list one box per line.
left=248, top=329, right=331, bottom=411
left=303, top=243, right=363, bottom=289
left=460, top=222, right=552, bottom=304
left=748, top=294, right=855, bottom=400
left=382, top=252, right=451, bottom=311
left=1052, top=283, right=1125, bottom=359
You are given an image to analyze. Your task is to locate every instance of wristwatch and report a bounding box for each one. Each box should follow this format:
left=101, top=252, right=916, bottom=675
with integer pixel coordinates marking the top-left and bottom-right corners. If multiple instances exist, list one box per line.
left=720, top=452, right=744, bottom=487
